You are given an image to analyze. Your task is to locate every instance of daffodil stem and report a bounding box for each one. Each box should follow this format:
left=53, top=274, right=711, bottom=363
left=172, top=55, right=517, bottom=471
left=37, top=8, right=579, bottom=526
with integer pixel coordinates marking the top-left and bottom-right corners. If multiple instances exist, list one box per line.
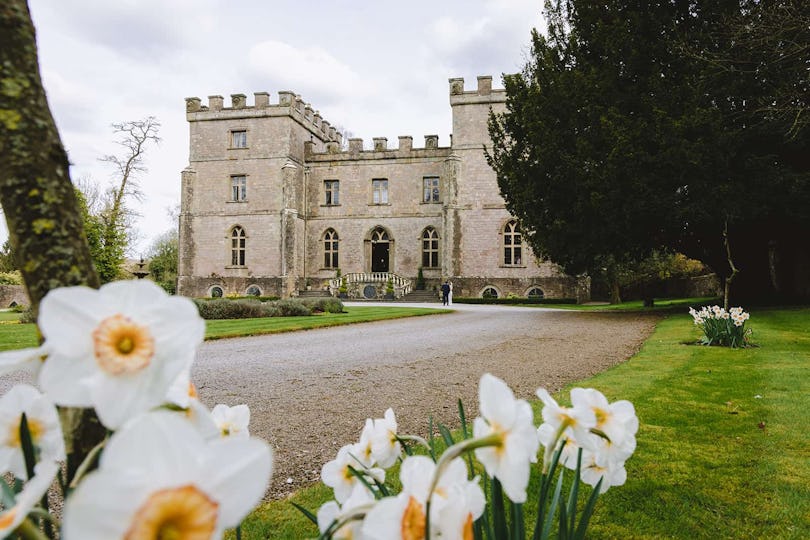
left=68, top=437, right=107, bottom=489
left=396, top=434, right=432, bottom=452
left=14, top=518, right=49, bottom=540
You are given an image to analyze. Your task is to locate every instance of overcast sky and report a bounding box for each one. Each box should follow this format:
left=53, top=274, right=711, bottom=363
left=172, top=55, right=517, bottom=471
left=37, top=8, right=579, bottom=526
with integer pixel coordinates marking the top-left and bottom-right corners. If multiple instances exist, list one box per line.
left=5, top=0, right=544, bottom=254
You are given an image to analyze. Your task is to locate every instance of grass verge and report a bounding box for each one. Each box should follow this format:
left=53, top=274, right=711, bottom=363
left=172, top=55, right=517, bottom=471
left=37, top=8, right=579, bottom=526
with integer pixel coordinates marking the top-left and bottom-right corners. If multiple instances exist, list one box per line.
left=233, top=306, right=810, bottom=539
left=0, top=306, right=450, bottom=351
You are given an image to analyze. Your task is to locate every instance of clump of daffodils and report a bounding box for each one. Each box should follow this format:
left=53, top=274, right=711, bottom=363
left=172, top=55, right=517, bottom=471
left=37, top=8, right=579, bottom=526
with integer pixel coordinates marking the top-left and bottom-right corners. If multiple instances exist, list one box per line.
left=0, top=280, right=273, bottom=539
left=313, top=374, right=639, bottom=539
left=689, top=305, right=752, bottom=348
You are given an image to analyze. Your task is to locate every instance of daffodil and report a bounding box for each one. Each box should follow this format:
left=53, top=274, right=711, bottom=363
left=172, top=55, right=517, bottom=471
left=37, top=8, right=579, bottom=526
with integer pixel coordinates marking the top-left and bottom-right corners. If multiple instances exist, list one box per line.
left=211, top=404, right=251, bottom=439
left=37, top=280, right=205, bottom=429
left=537, top=387, right=596, bottom=450
left=473, top=373, right=539, bottom=503
left=0, top=461, right=59, bottom=536
left=0, top=345, right=48, bottom=377
left=322, top=443, right=385, bottom=504
left=62, top=410, right=272, bottom=539
left=0, top=384, right=64, bottom=478
left=362, top=455, right=484, bottom=540
left=370, top=408, right=401, bottom=468
left=318, top=483, right=376, bottom=539
left=571, top=388, right=637, bottom=448
left=579, top=449, right=628, bottom=493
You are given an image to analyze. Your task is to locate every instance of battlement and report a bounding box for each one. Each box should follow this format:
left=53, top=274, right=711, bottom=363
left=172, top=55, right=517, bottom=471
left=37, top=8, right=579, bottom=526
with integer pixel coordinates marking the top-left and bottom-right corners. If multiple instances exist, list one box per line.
left=448, top=75, right=506, bottom=105
left=185, top=92, right=342, bottom=143
left=306, top=134, right=451, bottom=162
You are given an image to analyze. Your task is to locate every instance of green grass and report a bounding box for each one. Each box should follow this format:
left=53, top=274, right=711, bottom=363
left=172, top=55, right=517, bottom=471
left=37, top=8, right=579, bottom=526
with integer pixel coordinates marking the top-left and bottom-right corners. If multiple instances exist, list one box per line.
left=538, top=296, right=721, bottom=312
left=0, top=306, right=449, bottom=351
left=235, top=306, right=810, bottom=539
left=205, top=306, right=448, bottom=339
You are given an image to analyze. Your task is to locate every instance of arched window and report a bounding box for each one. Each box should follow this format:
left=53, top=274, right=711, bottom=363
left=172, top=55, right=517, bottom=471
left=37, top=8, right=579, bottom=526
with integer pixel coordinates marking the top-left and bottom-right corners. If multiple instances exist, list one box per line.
left=231, top=226, right=246, bottom=266
left=371, top=228, right=389, bottom=242
left=421, top=227, right=439, bottom=268
left=527, top=287, right=545, bottom=299
left=323, top=229, right=339, bottom=268
left=503, top=220, right=522, bottom=266
left=482, top=286, right=499, bottom=299
left=246, top=285, right=262, bottom=297
left=210, top=286, right=223, bottom=298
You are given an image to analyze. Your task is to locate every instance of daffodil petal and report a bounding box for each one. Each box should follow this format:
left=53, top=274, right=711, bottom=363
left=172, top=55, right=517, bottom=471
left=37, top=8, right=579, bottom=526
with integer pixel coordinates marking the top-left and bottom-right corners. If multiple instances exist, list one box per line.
left=63, top=469, right=152, bottom=540
left=202, top=437, right=273, bottom=527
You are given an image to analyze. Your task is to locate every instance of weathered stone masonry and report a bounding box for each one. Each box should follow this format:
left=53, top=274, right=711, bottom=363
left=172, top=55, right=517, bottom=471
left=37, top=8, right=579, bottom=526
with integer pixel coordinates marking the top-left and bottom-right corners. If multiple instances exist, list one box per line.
left=178, top=76, right=589, bottom=301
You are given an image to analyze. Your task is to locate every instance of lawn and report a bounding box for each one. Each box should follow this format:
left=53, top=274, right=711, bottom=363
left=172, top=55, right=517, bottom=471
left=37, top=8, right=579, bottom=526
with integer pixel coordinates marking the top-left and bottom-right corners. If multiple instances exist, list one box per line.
left=539, top=295, right=721, bottom=312
left=204, top=306, right=448, bottom=339
left=232, top=306, right=810, bottom=539
left=0, top=306, right=449, bottom=351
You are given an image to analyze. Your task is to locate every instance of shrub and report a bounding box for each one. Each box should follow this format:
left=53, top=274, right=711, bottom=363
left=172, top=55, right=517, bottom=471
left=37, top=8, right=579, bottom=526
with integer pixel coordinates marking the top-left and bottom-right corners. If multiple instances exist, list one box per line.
left=302, top=297, right=344, bottom=314
left=194, top=298, right=270, bottom=320
left=0, top=270, right=22, bottom=285
left=688, top=305, right=752, bottom=348
left=274, top=299, right=312, bottom=317
left=18, top=305, right=36, bottom=323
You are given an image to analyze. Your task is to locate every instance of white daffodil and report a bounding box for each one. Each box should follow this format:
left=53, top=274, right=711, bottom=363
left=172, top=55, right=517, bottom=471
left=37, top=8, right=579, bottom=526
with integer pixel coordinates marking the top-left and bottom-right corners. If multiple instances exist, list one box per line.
left=370, top=408, right=401, bottom=468
left=362, top=455, right=484, bottom=540
left=537, top=422, right=581, bottom=471
left=571, top=388, right=637, bottom=448
left=537, top=388, right=597, bottom=450
left=211, top=404, right=251, bottom=439
left=318, top=483, right=376, bottom=539
left=354, top=418, right=377, bottom=468
left=0, top=461, right=59, bottom=536
left=322, top=443, right=385, bottom=504
left=37, top=280, right=205, bottom=429
left=473, top=373, right=539, bottom=503
left=0, top=345, right=48, bottom=378
left=62, top=410, right=272, bottom=540
left=0, top=384, right=65, bottom=478
left=164, top=369, right=220, bottom=440
left=579, top=449, right=628, bottom=494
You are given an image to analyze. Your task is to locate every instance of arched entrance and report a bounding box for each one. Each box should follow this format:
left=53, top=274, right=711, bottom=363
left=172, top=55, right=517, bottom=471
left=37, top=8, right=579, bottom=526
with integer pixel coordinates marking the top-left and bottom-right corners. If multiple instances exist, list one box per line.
left=369, top=227, right=390, bottom=272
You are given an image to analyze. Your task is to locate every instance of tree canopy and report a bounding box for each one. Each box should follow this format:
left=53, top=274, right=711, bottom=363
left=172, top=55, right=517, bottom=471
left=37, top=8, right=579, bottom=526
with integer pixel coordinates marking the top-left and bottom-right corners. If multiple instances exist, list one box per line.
left=488, top=0, right=810, bottom=303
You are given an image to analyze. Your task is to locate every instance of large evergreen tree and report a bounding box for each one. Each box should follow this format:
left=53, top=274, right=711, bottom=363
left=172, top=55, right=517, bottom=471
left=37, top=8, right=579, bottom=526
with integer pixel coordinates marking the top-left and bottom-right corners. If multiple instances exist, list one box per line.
left=488, top=0, right=810, bottom=303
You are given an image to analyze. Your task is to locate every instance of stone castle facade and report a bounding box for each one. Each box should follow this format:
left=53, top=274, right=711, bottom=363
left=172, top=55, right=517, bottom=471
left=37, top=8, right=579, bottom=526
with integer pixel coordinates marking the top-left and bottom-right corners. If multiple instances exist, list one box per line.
left=178, top=76, right=588, bottom=301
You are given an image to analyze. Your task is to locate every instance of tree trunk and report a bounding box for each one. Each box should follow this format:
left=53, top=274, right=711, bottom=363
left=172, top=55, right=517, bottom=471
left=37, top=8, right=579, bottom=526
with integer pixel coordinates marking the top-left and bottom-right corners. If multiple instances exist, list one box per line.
left=0, top=0, right=104, bottom=479
left=609, top=279, right=622, bottom=304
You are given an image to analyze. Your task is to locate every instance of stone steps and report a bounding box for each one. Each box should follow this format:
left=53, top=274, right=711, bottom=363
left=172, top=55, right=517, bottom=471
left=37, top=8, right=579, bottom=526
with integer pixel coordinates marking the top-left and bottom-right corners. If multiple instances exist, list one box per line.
left=397, top=289, right=441, bottom=303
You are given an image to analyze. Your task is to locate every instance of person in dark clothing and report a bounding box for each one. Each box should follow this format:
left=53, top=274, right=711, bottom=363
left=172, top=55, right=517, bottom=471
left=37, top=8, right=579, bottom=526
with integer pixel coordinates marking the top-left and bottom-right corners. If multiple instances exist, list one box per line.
left=441, top=281, right=450, bottom=306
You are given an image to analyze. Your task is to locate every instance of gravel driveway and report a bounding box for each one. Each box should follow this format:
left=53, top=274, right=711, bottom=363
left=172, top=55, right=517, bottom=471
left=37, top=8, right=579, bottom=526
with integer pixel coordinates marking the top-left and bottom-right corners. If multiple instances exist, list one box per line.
left=191, top=303, right=660, bottom=500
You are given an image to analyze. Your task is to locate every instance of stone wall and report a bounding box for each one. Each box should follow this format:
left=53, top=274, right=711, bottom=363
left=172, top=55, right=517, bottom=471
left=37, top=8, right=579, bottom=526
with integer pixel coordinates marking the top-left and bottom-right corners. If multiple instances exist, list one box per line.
left=0, top=285, right=29, bottom=307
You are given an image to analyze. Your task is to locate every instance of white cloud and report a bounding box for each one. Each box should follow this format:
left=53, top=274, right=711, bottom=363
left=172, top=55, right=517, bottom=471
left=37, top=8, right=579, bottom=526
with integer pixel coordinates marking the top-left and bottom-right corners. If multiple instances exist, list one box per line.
left=246, top=40, right=373, bottom=106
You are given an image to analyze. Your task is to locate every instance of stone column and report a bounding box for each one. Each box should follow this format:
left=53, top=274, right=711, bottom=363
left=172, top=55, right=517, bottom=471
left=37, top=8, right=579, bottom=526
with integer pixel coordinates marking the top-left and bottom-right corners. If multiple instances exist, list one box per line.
left=177, top=167, right=197, bottom=295
left=443, top=153, right=462, bottom=278
left=280, top=159, right=300, bottom=297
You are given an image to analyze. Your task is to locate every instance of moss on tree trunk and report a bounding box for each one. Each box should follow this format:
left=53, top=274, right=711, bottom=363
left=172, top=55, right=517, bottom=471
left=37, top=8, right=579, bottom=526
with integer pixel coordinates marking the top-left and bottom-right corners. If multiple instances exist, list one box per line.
left=0, top=0, right=105, bottom=479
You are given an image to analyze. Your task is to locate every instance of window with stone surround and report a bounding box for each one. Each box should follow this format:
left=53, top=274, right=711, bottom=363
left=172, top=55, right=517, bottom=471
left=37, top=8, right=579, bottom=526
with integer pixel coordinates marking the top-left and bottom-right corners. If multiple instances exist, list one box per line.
left=422, top=227, right=439, bottom=268
left=503, top=220, right=522, bottom=266
left=323, top=228, right=339, bottom=268
left=230, top=226, right=246, bottom=266
left=231, top=175, right=247, bottom=202
left=372, top=179, right=388, bottom=204
left=324, top=180, right=339, bottom=205
left=423, top=177, right=440, bottom=203
left=231, top=130, right=247, bottom=148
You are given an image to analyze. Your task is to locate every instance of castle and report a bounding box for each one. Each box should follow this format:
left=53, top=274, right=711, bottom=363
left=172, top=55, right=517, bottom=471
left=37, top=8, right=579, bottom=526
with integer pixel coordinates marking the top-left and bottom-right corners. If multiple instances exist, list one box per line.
left=178, top=76, right=588, bottom=301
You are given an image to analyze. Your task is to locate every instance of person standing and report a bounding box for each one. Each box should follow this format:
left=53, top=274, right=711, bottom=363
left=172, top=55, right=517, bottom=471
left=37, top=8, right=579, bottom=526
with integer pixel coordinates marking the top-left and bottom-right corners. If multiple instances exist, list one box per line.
left=441, top=280, right=450, bottom=306
left=448, top=280, right=453, bottom=305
